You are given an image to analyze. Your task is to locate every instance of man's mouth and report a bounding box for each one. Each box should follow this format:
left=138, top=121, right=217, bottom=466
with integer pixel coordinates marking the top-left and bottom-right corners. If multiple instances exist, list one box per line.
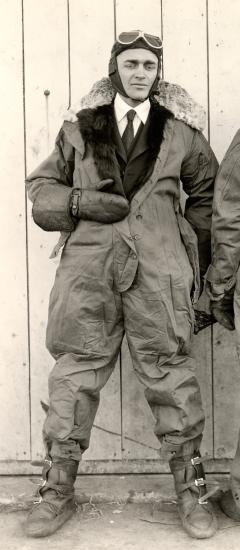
left=132, top=84, right=147, bottom=88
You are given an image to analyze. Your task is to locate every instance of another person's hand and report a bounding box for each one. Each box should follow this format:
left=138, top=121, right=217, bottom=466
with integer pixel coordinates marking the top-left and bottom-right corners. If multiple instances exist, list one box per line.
left=71, top=184, right=129, bottom=224
left=193, top=310, right=216, bottom=334
left=210, top=292, right=235, bottom=331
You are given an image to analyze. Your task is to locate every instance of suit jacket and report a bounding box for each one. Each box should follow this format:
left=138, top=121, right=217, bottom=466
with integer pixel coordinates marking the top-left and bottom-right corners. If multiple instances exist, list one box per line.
left=113, top=113, right=154, bottom=200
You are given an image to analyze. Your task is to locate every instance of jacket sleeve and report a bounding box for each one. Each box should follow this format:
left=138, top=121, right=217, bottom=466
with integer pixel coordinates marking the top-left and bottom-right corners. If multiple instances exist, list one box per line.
left=180, top=130, right=219, bottom=277
left=26, top=127, right=75, bottom=231
left=206, top=129, right=240, bottom=298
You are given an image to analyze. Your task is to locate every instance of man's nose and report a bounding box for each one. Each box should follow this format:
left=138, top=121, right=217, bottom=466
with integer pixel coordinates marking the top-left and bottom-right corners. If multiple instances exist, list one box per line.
left=135, top=65, right=145, bottom=78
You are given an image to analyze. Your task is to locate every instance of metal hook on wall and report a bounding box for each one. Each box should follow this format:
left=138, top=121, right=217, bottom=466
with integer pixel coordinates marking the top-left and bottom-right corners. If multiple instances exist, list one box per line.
left=44, top=89, right=50, bottom=153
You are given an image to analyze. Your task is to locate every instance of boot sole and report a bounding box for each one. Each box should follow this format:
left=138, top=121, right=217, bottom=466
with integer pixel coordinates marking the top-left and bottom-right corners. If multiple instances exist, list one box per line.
left=23, top=506, right=75, bottom=538
left=182, top=515, right=218, bottom=539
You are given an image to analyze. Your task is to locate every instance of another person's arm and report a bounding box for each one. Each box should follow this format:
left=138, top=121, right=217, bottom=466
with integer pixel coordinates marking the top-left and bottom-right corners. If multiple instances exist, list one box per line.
left=180, top=129, right=219, bottom=282
left=206, top=130, right=240, bottom=330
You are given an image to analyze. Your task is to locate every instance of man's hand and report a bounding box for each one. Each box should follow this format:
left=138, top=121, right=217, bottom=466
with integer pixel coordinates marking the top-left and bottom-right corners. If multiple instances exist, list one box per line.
left=210, top=293, right=235, bottom=331
left=70, top=186, right=129, bottom=224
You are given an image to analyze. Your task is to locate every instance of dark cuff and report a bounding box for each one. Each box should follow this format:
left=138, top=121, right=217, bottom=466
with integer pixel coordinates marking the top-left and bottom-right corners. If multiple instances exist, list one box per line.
left=192, top=227, right=211, bottom=277
left=32, top=183, right=76, bottom=232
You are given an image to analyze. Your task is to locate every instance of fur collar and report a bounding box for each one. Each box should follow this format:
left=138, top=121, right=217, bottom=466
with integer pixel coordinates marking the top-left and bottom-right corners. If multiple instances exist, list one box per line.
left=64, top=77, right=206, bottom=132
left=76, top=101, right=172, bottom=192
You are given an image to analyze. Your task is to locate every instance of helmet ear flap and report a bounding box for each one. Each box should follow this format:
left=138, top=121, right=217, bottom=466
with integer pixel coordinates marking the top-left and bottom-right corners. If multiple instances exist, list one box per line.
left=108, top=55, right=129, bottom=98
left=150, top=74, right=161, bottom=95
left=108, top=57, right=117, bottom=76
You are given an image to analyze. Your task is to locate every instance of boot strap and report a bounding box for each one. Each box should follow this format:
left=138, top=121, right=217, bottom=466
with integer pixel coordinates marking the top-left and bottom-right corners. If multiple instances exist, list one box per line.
left=42, top=456, right=53, bottom=477
left=31, top=456, right=53, bottom=502
left=191, top=455, right=220, bottom=502
left=177, top=478, right=220, bottom=504
left=41, top=482, right=74, bottom=496
left=198, top=482, right=220, bottom=504
left=33, top=493, right=72, bottom=513
left=32, top=456, right=53, bottom=487
left=176, top=454, right=220, bottom=504
left=34, top=481, right=74, bottom=504
left=177, top=478, right=206, bottom=494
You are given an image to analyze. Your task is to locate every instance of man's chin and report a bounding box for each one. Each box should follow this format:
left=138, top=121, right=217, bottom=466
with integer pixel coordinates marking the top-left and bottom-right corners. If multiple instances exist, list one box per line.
left=129, top=91, right=149, bottom=101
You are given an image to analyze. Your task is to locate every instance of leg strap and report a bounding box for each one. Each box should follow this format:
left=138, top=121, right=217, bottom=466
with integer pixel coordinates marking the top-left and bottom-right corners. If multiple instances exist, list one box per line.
left=175, top=455, right=219, bottom=504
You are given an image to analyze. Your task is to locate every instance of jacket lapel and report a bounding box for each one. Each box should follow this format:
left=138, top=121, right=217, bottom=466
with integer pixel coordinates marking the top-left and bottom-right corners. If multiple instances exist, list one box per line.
left=130, top=117, right=175, bottom=213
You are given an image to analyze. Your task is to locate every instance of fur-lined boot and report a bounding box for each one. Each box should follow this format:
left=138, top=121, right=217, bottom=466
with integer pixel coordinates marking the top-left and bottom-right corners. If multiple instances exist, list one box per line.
left=169, top=439, right=218, bottom=539
left=23, top=456, right=78, bottom=537
left=220, top=431, right=240, bottom=520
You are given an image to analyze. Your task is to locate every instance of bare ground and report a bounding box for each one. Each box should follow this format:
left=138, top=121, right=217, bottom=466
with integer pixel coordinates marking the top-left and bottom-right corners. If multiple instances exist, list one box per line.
left=1, top=475, right=240, bottom=550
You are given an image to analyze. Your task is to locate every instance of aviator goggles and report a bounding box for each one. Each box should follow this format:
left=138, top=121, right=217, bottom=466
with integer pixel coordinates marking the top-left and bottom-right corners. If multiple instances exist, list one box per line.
left=117, top=30, right=163, bottom=50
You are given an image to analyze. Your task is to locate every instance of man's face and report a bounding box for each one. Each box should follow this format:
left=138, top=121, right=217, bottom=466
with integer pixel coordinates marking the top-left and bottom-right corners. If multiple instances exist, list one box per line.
left=117, top=48, right=158, bottom=106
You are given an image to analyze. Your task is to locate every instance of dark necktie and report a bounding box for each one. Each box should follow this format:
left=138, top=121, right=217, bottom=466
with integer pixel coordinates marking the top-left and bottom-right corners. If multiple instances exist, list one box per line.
left=122, top=109, right=136, bottom=153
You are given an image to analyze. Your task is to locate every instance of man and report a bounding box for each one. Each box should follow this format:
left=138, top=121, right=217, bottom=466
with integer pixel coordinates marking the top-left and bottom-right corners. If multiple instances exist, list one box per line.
left=24, top=30, right=218, bottom=539
left=206, top=129, right=240, bottom=521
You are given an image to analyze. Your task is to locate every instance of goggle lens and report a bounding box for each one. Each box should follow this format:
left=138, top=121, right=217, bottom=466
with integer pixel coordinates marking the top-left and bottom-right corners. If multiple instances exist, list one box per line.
left=118, top=30, right=162, bottom=49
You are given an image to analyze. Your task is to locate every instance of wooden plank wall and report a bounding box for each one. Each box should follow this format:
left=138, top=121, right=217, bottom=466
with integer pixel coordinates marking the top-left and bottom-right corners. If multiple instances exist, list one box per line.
left=1, top=0, right=240, bottom=473
left=0, top=0, right=30, bottom=462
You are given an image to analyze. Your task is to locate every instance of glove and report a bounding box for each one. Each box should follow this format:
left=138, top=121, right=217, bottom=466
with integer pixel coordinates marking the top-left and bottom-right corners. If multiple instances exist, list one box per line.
left=194, top=310, right=216, bottom=334
left=70, top=184, right=129, bottom=224
left=210, top=292, right=235, bottom=331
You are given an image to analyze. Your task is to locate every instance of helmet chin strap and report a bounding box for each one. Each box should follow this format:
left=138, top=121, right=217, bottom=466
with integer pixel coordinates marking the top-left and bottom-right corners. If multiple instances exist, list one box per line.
left=109, top=57, right=160, bottom=101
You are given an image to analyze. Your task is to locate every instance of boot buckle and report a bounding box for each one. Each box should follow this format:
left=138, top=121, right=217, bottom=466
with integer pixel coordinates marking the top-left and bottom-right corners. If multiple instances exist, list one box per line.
left=198, top=495, right=208, bottom=505
left=195, top=477, right=205, bottom=487
left=33, top=495, right=43, bottom=505
left=191, top=456, right=201, bottom=466
left=40, top=479, right=47, bottom=488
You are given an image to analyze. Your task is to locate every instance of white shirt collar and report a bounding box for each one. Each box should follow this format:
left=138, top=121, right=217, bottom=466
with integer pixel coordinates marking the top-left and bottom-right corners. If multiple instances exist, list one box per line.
left=114, top=93, right=150, bottom=125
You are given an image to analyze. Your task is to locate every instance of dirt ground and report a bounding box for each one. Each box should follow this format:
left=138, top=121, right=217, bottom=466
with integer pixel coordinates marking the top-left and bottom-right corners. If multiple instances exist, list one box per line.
left=1, top=475, right=240, bottom=550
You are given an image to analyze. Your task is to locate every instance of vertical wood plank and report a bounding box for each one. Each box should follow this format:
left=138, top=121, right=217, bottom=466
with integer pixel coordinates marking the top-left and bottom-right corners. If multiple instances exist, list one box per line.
left=208, top=0, right=240, bottom=160
left=212, top=327, right=240, bottom=459
left=162, top=0, right=208, bottom=122
left=70, top=0, right=115, bottom=103
left=208, top=0, right=240, bottom=458
left=115, top=0, right=162, bottom=35
left=68, top=0, right=122, bottom=460
left=162, top=0, right=213, bottom=457
left=116, top=0, right=163, bottom=460
left=0, top=0, right=30, bottom=459
left=24, top=0, right=70, bottom=461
